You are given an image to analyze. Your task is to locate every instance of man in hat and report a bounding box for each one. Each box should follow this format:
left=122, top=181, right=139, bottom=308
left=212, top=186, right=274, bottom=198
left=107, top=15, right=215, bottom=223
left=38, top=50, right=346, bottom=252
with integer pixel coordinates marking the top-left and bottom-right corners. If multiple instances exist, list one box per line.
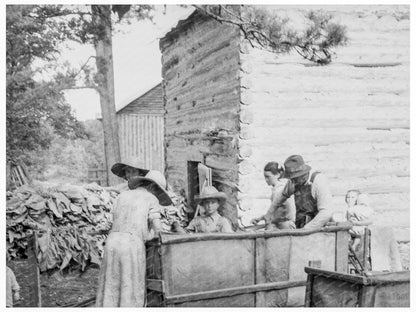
left=180, top=186, right=233, bottom=233
left=273, top=155, right=334, bottom=229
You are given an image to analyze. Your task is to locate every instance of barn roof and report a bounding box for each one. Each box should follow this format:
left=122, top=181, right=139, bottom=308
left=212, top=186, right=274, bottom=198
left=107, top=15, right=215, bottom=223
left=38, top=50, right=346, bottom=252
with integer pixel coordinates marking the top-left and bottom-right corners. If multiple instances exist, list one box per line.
left=116, top=82, right=163, bottom=115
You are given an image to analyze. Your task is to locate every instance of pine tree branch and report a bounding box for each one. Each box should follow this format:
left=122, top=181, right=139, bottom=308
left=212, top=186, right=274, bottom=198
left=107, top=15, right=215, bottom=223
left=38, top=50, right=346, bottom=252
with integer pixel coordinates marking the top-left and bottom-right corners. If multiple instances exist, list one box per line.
left=193, top=4, right=346, bottom=64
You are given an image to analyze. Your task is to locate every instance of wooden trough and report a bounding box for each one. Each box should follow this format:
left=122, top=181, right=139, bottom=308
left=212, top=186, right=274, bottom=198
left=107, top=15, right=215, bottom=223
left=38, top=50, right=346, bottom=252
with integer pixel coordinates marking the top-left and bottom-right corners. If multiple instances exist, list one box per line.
left=145, top=225, right=351, bottom=307
left=304, top=267, right=410, bottom=307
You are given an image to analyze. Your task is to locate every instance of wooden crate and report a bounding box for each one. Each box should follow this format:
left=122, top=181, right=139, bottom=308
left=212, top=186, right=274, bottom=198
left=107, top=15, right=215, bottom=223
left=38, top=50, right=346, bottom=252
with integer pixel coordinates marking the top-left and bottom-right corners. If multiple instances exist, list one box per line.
left=146, top=226, right=350, bottom=307
left=304, top=267, right=410, bottom=307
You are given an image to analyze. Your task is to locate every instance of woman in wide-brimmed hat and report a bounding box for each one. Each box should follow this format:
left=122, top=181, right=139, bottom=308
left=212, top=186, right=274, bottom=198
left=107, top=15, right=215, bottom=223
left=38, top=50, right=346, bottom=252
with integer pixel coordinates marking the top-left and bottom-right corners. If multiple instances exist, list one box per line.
left=184, top=186, right=233, bottom=233
left=110, top=158, right=190, bottom=231
left=96, top=170, right=172, bottom=307
left=109, top=156, right=150, bottom=192
left=111, top=156, right=150, bottom=180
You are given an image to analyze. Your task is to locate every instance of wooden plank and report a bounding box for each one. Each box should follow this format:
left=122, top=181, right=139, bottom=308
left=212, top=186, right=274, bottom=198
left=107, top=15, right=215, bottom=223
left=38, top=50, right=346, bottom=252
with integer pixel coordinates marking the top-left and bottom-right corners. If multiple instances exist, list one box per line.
left=252, top=118, right=409, bottom=129
left=146, top=279, right=164, bottom=292
left=372, top=282, right=410, bottom=307
left=359, top=285, right=376, bottom=307
left=162, top=239, right=255, bottom=296
left=255, top=237, right=266, bottom=306
left=335, top=230, right=350, bottom=273
left=362, top=228, right=370, bottom=273
left=304, top=267, right=366, bottom=284
left=163, top=33, right=239, bottom=87
left=164, top=280, right=307, bottom=305
left=254, top=106, right=408, bottom=121
left=365, top=271, right=410, bottom=284
left=250, top=93, right=408, bottom=109
left=260, top=235, right=292, bottom=307
left=159, top=226, right=351, bottom=244
left=304, top=274, right=314, bottom=307
left=160, top=242, right=174, bottom=300
left=165, top=59, right=240, bottom=105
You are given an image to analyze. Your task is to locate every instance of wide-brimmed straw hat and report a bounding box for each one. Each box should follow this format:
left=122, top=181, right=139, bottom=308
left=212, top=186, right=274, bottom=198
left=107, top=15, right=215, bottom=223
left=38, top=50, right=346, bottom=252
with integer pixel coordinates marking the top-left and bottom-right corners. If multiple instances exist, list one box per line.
left=194, top=186, right=227, bottom=204
left=283, top=155, right=311, bottom=179
left=128, top=170, right=173, bottom=206
left=111, top=156, right=149, bottom=180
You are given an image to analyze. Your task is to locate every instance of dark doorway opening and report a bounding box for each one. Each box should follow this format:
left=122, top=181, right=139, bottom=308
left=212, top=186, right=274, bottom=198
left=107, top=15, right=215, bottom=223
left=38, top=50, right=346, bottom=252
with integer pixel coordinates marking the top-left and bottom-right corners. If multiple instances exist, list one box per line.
left=187, top=161, right=200, bottom=219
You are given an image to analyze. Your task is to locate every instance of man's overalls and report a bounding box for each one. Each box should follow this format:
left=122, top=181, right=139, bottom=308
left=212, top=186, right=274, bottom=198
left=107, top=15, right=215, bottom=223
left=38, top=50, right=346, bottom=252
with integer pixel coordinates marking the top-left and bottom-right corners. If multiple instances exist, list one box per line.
left=294, top=172, right=320, bottom=228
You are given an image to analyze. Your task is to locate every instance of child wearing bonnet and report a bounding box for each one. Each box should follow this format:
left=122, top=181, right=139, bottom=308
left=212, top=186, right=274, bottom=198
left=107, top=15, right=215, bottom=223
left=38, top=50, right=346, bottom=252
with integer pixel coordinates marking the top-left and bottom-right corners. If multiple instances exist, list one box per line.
left=345, top=190, right=374, bottom=251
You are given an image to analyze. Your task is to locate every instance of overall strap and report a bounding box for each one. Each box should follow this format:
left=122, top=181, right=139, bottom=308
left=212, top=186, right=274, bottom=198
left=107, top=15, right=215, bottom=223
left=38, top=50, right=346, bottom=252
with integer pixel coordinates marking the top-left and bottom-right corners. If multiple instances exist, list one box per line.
left=310, top=171, right=321, bottom=183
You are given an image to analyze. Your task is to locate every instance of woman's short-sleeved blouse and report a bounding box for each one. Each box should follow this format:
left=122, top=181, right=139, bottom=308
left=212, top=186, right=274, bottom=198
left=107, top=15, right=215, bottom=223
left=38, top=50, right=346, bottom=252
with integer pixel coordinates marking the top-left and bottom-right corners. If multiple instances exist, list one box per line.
left=111, top=188, right=161, bottom=239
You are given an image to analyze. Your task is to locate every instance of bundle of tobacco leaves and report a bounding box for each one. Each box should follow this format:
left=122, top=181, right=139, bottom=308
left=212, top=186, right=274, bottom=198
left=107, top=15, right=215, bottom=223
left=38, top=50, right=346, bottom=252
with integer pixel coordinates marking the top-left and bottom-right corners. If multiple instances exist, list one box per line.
left=6, top=182, right=118, bottom=272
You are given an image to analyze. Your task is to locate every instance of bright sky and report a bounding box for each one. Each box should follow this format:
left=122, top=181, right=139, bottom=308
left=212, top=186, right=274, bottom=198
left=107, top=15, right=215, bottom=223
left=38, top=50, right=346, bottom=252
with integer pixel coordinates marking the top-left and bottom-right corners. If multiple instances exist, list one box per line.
left=61, top=5, right=194, bottom=121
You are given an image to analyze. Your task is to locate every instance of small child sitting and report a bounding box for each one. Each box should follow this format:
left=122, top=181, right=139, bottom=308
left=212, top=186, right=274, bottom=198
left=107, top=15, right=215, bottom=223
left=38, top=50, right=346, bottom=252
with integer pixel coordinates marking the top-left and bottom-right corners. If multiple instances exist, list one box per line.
left=345, top=190, right=374, bottom=251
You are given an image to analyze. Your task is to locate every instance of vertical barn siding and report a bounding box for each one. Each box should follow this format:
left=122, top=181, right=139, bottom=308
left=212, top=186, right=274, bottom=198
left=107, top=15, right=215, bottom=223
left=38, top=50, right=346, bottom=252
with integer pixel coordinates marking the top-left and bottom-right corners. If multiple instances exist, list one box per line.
left=237, top=6, right=409, bottom=241
left=161, top=11, right=241, bottom=223
left=117, top=114, right=165, bottom=173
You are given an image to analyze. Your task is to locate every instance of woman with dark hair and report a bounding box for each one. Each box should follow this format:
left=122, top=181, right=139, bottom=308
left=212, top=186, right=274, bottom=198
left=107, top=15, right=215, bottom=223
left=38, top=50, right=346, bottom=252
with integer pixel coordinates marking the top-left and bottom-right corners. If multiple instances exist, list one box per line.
left=251, top=161, right=296, bottom=230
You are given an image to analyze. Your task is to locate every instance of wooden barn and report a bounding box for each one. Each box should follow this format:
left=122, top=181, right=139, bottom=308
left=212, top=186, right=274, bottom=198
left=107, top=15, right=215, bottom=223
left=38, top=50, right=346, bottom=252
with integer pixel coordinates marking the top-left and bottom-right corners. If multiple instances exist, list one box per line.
left=116, top=83, right=165, bottom=172
left=159, top=5, right=409, bottom=242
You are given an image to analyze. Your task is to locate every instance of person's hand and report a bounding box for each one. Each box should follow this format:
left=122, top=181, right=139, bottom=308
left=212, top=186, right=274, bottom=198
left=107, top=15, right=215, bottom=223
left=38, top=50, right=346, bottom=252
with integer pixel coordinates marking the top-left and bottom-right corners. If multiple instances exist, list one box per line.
left=265, top=223, right=277, bottom=231
left=172, top=221, right=186, bottom=234
left=347, top=219, right=355, bottom=226
left=250, top=217, right=262, bottom=225
left=13, top=292, right=21, bottom=302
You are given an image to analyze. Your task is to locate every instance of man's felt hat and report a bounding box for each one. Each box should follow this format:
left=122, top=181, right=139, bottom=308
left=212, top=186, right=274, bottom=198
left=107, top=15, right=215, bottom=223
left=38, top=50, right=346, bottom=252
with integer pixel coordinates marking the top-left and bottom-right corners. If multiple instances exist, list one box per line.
left=194, top=186, right=227, bottom=203
left=111, top=156, right=150, bottom=180
left=128, top=170, right=173, bottom=206
left=283, top=155, right=311, bottom=179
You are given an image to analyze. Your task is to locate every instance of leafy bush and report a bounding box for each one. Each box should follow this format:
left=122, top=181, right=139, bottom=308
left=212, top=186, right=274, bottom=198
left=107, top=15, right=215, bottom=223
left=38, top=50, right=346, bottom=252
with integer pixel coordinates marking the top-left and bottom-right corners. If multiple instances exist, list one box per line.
left=26, top=119, right=105, bottom=184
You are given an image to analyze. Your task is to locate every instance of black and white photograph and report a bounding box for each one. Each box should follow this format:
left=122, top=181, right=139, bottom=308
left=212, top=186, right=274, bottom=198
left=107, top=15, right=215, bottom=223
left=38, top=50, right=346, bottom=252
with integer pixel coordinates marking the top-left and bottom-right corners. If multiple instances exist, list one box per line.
left=3, top=1, right=413, bottom=308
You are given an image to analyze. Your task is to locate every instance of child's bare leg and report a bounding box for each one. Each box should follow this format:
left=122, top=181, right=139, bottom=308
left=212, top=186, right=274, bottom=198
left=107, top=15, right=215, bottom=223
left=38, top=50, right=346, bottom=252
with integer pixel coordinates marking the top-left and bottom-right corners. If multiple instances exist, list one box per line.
left=351, top=237, right=361, bottom=251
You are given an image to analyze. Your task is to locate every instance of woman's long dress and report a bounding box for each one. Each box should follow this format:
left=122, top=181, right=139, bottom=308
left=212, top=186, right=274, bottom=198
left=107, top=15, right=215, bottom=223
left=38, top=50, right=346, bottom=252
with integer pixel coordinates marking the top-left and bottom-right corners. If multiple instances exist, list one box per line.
left=95, top=188, right=160, bottom=307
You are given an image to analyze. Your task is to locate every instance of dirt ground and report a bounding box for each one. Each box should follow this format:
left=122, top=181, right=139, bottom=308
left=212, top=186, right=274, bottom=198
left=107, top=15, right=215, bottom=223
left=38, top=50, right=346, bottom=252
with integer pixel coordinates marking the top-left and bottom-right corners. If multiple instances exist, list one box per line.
left=40, top=266, right=99, bottom=307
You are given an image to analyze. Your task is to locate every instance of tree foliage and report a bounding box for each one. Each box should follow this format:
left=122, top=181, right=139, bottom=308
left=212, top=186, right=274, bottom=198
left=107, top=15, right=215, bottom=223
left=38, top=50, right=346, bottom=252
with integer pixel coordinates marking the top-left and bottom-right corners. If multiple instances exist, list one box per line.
left=6, top=4, right=155, bottom=184
left=28, top=120, right=105, bottom=183
left=6, top=5, right=87, bottom=162
left=195, top=5, right=348, bottom=64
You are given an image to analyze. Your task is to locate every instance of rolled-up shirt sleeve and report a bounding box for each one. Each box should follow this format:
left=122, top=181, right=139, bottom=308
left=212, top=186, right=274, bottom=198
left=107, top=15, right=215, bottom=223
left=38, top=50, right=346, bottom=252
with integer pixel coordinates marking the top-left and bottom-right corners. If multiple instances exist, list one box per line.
left=304, top=174, right=333, bottom=229
left=268, top=181, right=293, bottom=212
left=186, top=218, right=198, bottom=232
left=219, top=217, right=233, bottom=233
left=265, top=181, right=296, bottom=223
left=148, top=197, right=162, bottom=221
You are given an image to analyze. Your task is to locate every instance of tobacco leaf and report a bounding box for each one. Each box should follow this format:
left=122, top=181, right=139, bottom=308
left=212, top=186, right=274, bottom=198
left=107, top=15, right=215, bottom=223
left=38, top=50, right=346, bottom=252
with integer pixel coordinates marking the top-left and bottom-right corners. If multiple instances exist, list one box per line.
left=6, top=182, right=117, bottom=273
left=47, top=198, right=63, bottom=219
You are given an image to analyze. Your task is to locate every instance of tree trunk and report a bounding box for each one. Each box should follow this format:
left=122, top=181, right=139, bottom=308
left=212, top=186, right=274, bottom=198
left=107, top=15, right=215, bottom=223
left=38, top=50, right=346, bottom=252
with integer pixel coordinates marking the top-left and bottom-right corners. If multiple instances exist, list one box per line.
left=91, top=5, right=121, bottom=186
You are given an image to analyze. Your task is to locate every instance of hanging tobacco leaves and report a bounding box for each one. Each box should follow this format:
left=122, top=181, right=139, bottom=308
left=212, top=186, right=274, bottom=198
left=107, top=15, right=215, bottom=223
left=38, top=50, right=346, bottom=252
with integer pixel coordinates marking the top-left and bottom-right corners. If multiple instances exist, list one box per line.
left=6, top=182, right=118, bottom=272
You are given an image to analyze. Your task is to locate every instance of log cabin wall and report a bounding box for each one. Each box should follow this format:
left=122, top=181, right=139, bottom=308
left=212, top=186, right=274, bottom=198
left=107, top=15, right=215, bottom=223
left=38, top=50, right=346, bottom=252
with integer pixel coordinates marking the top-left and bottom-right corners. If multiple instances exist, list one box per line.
left=160, top=11, right=241, bottom=223
left=237, top=5, right=410, bottom=241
